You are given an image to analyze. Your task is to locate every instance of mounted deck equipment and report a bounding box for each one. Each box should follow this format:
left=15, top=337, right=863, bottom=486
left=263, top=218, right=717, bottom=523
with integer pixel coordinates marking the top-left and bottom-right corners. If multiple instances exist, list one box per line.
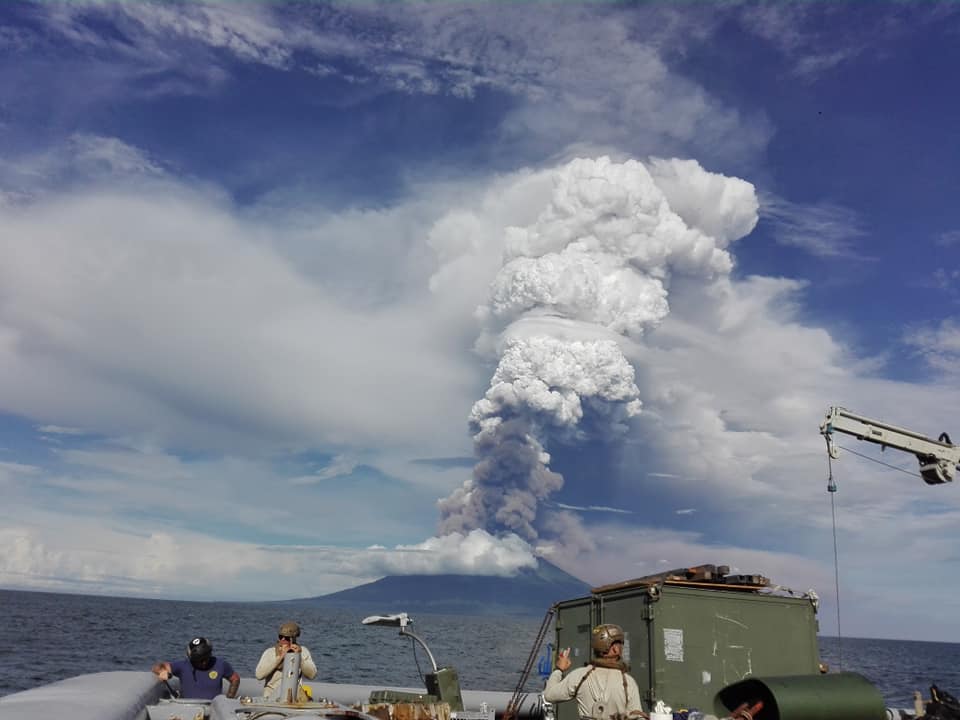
left=552, top=565, right=823, bottom=718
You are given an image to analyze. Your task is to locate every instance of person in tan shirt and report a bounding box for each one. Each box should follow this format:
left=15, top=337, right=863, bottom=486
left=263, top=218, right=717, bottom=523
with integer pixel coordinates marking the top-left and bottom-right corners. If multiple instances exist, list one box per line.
left=543, top=624, right=643, bottom=720
left=254, top=620, right=318, bottom=700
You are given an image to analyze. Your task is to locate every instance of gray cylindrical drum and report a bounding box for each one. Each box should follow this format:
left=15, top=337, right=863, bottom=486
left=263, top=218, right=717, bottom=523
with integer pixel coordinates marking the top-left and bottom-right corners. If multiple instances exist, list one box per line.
left=279, top=650, right=302, bottom=704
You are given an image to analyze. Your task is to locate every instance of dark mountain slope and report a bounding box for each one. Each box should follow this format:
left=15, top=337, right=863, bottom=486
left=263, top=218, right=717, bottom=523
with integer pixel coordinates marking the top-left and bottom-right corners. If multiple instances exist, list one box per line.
left=286, top=558, right=590, bottom=616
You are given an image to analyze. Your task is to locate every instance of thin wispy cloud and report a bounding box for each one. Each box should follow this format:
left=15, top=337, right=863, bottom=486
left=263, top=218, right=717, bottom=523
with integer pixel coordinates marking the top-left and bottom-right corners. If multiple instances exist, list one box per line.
left=37, top=425, right=85, bottom=436
left=905, top=319, right=960, bottom=376
left=737, top=3, right=959, bottom=81
left=931, top=268, right=960, bottom=294
left=289, top=454, right=359, bottom=485
left=760, top=192, right=868, bottom=258
left=937, top=230, right=960, bottom=247
left=0, top=461, right=41, bottom=476
left=554, top=502, right=634, bottom=515
left=0, top=133, right=167, bottom=200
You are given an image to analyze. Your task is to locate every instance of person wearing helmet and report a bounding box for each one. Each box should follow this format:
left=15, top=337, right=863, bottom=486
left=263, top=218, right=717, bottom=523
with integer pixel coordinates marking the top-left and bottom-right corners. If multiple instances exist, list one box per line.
left=543, top=623, right=643, bottom=720
left=254, top=620, right=318, bottom=699
left=151, top=636, right=240, bottom=700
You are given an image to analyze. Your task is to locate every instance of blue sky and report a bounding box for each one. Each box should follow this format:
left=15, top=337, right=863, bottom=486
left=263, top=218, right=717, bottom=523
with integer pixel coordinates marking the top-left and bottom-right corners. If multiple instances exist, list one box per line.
left=2, top=1, right=960, bottom=642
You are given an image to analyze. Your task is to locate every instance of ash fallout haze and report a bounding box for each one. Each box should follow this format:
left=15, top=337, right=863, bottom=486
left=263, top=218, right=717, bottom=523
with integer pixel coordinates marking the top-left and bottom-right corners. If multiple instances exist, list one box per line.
left=1, top=2, right=959, bottom=642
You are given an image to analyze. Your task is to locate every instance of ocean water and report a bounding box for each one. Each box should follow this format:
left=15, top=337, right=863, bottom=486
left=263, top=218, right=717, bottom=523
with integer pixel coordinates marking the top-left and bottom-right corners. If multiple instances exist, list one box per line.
left=0, top=589, right=545, bottom=698
left=818, top=635, right=960, bottom=710
left=3, top=588, right=960, bottom=710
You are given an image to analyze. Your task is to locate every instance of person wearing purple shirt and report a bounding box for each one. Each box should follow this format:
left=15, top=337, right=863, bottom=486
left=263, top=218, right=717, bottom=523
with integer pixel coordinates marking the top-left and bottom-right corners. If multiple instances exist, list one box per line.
left=152, top=636, right=240, bottom=700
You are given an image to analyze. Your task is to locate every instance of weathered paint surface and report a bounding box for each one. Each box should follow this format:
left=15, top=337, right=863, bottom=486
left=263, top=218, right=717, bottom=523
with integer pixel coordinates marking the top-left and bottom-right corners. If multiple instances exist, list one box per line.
left=363, top=702, right=452, bottom=720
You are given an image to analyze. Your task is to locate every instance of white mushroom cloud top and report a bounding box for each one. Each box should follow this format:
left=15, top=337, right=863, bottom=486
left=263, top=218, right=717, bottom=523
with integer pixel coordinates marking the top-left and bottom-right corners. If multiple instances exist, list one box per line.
left=479, top=156, right=758, bottom=337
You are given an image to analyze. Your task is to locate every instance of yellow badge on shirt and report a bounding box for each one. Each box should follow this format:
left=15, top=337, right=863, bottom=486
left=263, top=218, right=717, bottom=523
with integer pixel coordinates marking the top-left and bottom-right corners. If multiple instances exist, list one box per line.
left=208, top=671, right=219, bottom=680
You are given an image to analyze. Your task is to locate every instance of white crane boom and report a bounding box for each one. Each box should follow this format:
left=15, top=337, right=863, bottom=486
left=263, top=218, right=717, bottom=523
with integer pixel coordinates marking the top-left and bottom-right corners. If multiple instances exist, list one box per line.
left=819, top=406, right=960, bottom=485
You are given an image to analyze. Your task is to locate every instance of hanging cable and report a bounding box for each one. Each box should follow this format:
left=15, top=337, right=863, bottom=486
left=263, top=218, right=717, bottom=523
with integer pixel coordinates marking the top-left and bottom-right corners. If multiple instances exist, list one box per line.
left=411, top=635, right=425, bottom=686
left=834, top=443, right=923, bottom=478
left=826, top=444, right=843, bottom=670
left=822, top=434, right=926, bottom=671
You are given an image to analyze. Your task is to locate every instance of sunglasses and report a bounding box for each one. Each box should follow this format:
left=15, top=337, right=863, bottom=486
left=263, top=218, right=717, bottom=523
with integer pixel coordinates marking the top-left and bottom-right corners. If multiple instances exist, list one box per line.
left=278, top=635, right=295, bottom=641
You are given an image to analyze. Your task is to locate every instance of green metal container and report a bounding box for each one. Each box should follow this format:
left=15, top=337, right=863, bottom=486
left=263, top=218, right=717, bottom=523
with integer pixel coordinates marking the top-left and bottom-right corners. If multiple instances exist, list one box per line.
left=714, top=672, right=886, bottom=720
left=553, top=582, right=821, bottom=718
left=426, top=667, right=465, bottom=711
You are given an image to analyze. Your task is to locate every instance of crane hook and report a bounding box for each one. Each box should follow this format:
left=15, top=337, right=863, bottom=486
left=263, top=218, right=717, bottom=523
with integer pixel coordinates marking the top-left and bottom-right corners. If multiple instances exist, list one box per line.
left=825, top=433, right=838, bottom=493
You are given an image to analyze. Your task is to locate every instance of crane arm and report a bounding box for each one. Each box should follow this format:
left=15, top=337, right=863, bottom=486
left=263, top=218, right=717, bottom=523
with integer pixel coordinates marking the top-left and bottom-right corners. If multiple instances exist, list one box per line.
left=819, top=406, right=960, bottom=485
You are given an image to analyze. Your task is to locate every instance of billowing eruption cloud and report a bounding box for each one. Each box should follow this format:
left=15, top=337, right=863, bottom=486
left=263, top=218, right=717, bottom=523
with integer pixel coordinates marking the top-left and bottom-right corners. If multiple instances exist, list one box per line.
left=439, top=156, right=758, bottom=558
left=439, top=337, right=641, bottom=541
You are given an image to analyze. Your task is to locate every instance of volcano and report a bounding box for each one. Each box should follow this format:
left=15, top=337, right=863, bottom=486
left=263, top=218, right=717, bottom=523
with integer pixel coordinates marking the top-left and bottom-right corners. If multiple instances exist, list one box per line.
left=289, top=558, right=589, bottom=616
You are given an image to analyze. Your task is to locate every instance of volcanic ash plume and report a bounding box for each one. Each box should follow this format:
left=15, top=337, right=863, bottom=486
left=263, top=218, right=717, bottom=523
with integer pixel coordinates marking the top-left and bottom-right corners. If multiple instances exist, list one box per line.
left=439, top=156, right=757, bottom=552
left=439, top=336, right=641, bottom=541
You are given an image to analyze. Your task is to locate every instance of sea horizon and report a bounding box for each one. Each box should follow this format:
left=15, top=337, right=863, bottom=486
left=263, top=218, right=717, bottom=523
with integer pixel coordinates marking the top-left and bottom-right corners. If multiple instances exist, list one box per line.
left=2, top=584, right=952, bottom=646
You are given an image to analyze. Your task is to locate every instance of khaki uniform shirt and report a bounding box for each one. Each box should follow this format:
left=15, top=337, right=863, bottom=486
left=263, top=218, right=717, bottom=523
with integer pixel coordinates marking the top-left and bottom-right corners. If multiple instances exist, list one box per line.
left=543, top=665, right=642, bottom=720
left=255, top=645, right=318, bottom=698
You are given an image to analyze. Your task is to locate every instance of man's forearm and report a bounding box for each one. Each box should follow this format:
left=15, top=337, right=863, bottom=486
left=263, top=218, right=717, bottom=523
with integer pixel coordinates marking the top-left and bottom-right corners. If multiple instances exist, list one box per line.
left=227, top=674, right=240, bottom=698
